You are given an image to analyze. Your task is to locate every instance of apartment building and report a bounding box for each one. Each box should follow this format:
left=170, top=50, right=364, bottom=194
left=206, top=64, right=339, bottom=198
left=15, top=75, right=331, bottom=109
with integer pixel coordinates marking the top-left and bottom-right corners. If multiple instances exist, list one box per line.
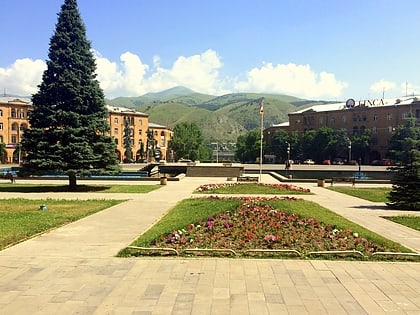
left=107, top=106, right=173, bottom=162
left=0, top=98, right=172, bottom=164
left=264, top=96, right=420, bottom=161
left=0, top=97, right=31, bottom=163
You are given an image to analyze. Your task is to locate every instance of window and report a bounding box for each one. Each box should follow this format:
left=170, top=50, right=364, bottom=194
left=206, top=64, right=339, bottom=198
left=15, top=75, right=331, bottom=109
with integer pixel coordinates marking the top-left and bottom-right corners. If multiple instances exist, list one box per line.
left=372, top=126, right=377, bottom=133
left=352, top=126, right=359, bottom=135
left=139, top=129, right=142, bottom=136
left=0, top=123, right=3, bottom=130
left=0, top=109, right=3, bottom=116
left=114, top=117, right=118, bottom=124
left=114, top=138, right=118, bottom=144
left=114, top=128, right=118, bottom=135
left=330, top=117, right=335, bottom=125
left=11, top=123, right=18, bottom=131
left=11, top=136, right=17, bottom=143
left=319, top=117, right=324, bottom=125
left=373, top=114, right=378, bottom=121
left=342, top=116, right=347, bottom=124
left=388, top=126, right=393, bottom=133
left=138, top=119, right=142, bottom=126
left=402, top=112, right=411, bottom=119
left=11, top=109, right=16, bottom=118
left=0, top=135, right=3, bottom=142
left=387, top=113, right=392, bottom=120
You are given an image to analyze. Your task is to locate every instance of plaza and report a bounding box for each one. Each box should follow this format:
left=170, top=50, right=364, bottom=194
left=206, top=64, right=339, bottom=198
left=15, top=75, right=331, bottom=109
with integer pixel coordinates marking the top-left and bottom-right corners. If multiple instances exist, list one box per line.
left=0, top=175, right=419, bottom=314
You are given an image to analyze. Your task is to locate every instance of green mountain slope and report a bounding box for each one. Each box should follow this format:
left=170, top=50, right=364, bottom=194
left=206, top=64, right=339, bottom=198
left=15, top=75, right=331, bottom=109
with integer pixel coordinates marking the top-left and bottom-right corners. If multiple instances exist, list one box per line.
left=106, top=87, right=323, bottom=142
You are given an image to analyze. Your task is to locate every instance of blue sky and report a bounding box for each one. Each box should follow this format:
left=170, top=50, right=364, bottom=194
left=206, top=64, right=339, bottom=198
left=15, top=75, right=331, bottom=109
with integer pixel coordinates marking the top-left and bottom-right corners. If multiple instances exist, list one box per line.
left=1, top=0, right=419, bottom=100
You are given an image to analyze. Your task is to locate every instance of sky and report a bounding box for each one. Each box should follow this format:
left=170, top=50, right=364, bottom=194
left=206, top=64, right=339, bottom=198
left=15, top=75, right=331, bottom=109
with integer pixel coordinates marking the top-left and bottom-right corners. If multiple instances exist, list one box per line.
left=1, top=0, right=419, bottom=101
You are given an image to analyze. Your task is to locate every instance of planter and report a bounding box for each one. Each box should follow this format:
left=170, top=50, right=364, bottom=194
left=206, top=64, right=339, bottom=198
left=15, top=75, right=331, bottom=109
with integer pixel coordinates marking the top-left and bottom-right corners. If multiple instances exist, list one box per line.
left=160, top=177, right=167, bottom=185
left=317, top=179, right=325, bottom=187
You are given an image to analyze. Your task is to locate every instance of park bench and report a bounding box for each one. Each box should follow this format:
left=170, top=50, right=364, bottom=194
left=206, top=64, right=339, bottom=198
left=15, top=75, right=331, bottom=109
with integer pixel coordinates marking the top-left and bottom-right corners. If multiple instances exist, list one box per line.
left=237, top=176, right=259, bottom=183
left=331, top=177, right=355, bottom=187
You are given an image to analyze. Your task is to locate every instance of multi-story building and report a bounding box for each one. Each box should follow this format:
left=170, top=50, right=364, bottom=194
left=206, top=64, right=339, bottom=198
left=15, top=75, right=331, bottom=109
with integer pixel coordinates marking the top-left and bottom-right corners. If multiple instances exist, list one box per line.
left=107, top=106, right=173, bottom=162
left=0, top=97, right=31, bottom=163
left=264, top=96, right=420, bottom=162
left=0, top=98, right=172, bottom=164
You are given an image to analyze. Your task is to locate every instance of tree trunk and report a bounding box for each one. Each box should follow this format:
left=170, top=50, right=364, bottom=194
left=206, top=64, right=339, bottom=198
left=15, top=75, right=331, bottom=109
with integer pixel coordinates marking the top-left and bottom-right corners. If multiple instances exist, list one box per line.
left=68, top=171, right=77, bottom=191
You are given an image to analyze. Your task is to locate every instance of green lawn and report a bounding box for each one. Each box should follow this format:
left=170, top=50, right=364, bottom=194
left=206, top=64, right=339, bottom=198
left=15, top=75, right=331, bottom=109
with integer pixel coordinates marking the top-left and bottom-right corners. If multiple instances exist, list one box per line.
left=0, top=183, right=161, bottom=193
left=384, top=215, right=420, bottom=231
left=328, top=187, right=391, bottom=202
left=0, top=198, right=124, bottom=250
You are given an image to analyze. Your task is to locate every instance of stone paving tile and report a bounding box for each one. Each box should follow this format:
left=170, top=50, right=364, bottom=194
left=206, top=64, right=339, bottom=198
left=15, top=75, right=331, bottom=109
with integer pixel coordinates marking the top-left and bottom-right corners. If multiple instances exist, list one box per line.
left=1, top=177, right=420, bottom=314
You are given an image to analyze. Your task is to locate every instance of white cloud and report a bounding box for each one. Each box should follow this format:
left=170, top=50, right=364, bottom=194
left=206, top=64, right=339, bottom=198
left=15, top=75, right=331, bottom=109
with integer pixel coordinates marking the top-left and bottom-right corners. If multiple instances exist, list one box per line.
left=1, top=51, right=350, bottom=100
left=400, top=82, right=419, bottom=97
left=234, top=63, right=347, bottom=99
left=0, top=58, right=46, bottom=96
left=370, top=79, right=396, bottom=97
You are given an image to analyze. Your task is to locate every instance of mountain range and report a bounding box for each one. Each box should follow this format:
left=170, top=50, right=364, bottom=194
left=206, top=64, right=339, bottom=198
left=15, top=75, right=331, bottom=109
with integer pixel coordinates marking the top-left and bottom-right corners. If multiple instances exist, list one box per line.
left=4, top=88, right=331, bottom=143
left=107, top=86, right=334, bottom=142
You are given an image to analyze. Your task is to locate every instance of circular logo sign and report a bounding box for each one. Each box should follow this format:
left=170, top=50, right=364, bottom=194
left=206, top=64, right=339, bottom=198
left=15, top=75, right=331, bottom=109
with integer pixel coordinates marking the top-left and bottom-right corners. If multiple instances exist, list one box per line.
left=346, top=98, right=355, bottom=108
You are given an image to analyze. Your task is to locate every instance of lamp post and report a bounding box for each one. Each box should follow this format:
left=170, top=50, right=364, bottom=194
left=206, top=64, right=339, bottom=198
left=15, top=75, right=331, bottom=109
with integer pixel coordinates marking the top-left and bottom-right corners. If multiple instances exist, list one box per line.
left=348, top=140, right=352, bottom=163
left=286, top=142, right=291, bottom=176
left=211, top=142, right=219, bottom=163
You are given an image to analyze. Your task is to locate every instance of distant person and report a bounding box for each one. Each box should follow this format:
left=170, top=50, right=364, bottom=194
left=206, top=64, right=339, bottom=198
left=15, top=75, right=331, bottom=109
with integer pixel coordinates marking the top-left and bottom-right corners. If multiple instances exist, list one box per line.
left=6, top=171, right=15, bottom=183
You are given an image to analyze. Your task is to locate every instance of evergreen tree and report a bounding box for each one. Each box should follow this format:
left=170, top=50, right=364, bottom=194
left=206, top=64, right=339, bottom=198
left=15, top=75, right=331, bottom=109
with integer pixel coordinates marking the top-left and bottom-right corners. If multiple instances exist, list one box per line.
left=123, top=118, right=133, bottom=162
left=0, top=141, right=5, bottom=163
left=387, top=118, right=420, bottom=210
left=21, top=0, right=119, bottom=189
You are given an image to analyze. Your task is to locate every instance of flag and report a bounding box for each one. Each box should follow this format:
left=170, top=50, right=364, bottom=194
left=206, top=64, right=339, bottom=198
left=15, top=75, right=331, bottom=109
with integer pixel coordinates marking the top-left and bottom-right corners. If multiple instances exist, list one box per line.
left=259, top=99, right=264, bottom=115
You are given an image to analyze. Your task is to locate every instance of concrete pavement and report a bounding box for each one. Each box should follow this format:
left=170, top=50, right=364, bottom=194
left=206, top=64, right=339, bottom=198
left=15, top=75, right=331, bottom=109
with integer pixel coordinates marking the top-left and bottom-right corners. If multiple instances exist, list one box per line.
left=0, top=176, right=419, bottom=314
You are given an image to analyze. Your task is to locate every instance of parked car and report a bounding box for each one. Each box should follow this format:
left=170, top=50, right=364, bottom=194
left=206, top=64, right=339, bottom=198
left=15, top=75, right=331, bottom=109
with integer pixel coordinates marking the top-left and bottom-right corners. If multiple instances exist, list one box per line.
left=322, top=159, right=331, bottom=165
left=371, top=159, right=393, bottom=166
left=332, top=158, right=344, bottom=165
left=303, top=159, right=315, bottom=165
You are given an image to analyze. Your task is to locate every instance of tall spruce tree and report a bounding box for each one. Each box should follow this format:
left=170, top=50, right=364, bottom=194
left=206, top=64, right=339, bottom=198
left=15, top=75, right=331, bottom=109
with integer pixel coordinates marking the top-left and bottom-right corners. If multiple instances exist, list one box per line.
left=387, top=118, right=420, bottom=210
left=21, top=0, right=119, bottom=189
left=123, top=118, right=133, bottom=162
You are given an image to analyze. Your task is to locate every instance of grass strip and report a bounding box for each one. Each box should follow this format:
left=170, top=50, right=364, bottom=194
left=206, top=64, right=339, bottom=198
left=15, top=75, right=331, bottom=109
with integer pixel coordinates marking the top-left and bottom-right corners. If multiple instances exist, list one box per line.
left=0, top=198, right=124, bottom=250
left=383, top=215, right=420, bottom=231
left=328, top=187, right=391, bottom=202
left=0, top=184, right=161, bottom=193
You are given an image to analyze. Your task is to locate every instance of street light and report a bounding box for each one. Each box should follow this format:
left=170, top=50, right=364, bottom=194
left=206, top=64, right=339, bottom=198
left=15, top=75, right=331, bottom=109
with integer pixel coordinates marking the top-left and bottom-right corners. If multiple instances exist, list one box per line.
left=286, top=142, right=291, bottom=176
left=348, top=140, right=352, bottom=163
left=211, top=142, right=219, bottom=163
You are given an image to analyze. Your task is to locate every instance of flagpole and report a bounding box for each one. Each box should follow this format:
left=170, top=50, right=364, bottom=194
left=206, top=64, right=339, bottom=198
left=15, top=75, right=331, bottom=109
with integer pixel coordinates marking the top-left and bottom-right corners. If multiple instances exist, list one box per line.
left=259, top=103, right=264, bottom=182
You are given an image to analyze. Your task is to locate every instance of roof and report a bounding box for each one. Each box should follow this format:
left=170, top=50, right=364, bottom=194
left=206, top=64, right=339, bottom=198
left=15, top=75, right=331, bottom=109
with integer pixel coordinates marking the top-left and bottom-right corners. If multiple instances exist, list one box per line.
left=291, top=95, right=419, bottom=115
left=148, top=122, right=169, bottom=129
left=106, top=104, right=147, bottom=116
left=0, top=97, right=31, bottom=104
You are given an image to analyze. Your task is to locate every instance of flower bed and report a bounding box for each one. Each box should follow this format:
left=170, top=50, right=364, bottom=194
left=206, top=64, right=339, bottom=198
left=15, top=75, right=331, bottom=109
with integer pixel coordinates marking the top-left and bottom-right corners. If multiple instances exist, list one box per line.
left=195, top=183, right=311, bottom=194
left=146, top=197, right=403, bottom=258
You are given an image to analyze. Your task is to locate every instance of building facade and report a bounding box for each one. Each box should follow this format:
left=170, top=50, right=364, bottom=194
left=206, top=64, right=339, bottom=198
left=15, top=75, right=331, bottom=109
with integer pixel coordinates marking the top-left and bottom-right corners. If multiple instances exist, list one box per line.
left=0, top=98, right=172, bottom=164
left=264, top=96, right=420, bottom=162
left=0, top=98, right=31, bottom=163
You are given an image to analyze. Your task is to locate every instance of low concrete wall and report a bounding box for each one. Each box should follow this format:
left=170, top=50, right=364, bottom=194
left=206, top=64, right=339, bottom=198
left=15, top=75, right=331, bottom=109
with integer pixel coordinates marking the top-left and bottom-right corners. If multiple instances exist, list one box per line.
left=186, top=165, right=244, bottom=177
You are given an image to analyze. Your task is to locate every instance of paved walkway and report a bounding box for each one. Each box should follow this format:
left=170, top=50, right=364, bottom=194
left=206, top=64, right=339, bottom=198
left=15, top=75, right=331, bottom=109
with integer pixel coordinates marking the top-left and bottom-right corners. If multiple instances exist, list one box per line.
left=0, top=176, right=419, bottom=314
